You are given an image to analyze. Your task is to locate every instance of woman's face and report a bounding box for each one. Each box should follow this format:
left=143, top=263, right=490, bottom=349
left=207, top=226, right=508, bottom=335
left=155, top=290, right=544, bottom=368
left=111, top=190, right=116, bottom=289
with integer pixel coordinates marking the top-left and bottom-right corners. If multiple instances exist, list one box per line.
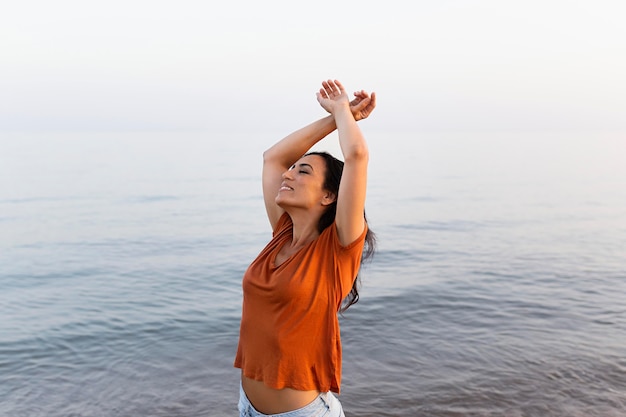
left=275, top=154, right=334, bottom=209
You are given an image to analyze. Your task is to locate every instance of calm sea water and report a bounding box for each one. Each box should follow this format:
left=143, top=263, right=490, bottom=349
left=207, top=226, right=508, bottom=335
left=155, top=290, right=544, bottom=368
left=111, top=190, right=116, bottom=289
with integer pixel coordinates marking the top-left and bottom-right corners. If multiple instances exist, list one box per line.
left=1, top=131, right=625, bottom=416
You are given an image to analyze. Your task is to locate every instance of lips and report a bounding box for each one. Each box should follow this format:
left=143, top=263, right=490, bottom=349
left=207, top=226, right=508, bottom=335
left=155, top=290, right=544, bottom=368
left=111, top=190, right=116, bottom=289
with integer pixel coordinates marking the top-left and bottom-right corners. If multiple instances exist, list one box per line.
left=279, top=183, right=293, bottom=192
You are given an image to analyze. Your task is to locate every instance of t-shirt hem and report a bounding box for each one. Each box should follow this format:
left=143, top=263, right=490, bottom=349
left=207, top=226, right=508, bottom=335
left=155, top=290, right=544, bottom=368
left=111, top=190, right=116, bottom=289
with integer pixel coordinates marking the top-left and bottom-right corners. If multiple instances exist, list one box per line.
left=236, top=367, right=339, bottom=394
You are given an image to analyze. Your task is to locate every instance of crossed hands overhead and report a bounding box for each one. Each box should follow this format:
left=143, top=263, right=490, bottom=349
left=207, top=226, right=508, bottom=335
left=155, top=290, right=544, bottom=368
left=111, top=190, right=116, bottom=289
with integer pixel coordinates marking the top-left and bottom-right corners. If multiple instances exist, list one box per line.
left=316, top=79, right=376, bottom=122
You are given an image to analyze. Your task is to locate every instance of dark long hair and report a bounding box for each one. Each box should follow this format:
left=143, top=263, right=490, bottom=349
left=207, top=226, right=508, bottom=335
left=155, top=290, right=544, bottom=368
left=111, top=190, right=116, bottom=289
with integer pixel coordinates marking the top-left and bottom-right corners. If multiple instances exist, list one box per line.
left=305, top=151, right=376, bottom=313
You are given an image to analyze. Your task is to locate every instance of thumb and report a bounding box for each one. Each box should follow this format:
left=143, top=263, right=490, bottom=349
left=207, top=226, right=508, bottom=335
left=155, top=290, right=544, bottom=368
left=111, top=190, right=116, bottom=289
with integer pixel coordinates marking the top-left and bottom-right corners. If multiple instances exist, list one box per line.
left=352, top=96, right=371, bottom=111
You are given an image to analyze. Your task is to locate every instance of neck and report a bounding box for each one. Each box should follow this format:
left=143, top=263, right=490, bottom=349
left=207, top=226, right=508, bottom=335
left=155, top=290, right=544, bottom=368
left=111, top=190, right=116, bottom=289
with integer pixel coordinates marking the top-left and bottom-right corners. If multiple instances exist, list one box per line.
left=285, top=209, right=321, bottom=248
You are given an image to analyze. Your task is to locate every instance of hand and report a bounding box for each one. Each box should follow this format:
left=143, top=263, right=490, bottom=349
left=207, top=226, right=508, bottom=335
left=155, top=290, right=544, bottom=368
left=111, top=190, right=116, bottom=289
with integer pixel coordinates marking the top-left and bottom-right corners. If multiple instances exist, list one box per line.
left=349, top=90, right=376, bottom=121
left=316, top=79, right=351, bottom=115
left=316, top=79, right=376, bottom=121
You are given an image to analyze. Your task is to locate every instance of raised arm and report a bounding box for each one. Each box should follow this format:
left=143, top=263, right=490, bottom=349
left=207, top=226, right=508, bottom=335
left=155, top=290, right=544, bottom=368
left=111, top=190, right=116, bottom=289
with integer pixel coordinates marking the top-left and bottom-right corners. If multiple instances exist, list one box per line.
left=262, top=116, right=337, bottom=230
left=316, top=79, right=375, bottom=246
left=263, top=81, right=376, bottom=231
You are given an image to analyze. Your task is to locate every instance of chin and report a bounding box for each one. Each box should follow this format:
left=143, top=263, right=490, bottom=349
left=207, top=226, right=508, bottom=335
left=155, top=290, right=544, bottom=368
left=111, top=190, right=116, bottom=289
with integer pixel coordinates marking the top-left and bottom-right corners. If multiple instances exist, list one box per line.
left=275, top=196, right=288, bottom=207
left=275, top=197, right=300, bottom=211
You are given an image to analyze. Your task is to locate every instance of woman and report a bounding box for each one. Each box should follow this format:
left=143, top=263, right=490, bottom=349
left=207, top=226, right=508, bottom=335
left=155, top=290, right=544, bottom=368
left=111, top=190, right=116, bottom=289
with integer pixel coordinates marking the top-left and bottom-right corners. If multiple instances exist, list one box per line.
left=234, top=79, right=376, bottom=417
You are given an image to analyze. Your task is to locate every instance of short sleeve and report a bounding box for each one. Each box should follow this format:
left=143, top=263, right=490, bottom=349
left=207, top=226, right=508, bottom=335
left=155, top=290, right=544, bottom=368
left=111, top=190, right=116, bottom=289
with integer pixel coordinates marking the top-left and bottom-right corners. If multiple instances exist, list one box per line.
left=327, top=222, right=368, bottom=300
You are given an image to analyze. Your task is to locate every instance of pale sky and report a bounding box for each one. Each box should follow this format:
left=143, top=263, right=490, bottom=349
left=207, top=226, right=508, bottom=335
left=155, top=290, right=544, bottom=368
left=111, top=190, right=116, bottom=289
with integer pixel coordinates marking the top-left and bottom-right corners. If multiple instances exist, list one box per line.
left=1, top=0, right=625, bottom=132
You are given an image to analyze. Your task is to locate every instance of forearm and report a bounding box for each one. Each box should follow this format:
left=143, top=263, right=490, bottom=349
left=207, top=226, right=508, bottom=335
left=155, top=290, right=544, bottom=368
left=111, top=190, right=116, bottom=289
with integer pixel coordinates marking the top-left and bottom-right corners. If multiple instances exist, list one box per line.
left=263, top=115, right=337, bottom=166
left=334, top=106, right=369, bottom=161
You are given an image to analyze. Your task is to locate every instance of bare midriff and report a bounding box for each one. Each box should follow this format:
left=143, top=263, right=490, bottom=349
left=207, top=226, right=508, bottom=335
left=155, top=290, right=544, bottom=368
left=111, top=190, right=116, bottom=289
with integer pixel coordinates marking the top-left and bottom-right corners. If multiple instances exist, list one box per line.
left=241, top=374, right=321, bottom=414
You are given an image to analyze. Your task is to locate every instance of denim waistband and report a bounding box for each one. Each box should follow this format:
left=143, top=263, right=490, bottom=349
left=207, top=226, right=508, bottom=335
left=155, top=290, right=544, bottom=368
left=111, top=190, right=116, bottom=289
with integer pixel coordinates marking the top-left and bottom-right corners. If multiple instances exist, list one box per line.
left=238, top=382, right=342, bottom=417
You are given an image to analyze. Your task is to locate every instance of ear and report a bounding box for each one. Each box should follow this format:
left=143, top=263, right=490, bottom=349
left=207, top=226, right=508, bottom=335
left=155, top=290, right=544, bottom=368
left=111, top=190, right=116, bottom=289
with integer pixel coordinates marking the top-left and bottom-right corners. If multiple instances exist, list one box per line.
left=321, top=191, right=337, bottom=206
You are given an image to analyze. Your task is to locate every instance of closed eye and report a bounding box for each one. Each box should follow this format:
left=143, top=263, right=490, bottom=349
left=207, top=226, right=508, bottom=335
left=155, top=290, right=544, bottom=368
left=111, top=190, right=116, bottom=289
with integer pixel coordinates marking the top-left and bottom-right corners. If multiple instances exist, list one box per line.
left=290, top=162, right=314, bottom=174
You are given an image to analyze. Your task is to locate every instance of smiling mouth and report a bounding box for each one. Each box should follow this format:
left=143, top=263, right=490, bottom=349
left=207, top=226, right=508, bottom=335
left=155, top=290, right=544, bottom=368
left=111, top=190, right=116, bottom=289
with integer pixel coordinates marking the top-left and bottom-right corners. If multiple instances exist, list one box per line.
left=279, top=184, right=293, bottom=191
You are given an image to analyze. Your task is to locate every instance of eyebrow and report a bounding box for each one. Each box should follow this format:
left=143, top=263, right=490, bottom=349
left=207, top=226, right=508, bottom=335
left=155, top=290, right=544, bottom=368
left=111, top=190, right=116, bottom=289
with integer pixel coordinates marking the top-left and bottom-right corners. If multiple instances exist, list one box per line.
left=297, top=163, right=314, bottom=171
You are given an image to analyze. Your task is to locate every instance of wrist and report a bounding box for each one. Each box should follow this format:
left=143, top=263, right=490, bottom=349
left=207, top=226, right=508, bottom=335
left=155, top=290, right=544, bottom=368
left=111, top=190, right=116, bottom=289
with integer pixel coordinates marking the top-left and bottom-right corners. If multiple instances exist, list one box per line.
left=333, top=104, right=353, bottom=119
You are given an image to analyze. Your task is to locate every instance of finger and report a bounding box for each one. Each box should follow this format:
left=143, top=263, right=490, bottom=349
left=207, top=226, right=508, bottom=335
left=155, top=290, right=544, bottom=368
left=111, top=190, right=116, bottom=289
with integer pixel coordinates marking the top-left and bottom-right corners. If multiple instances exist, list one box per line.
left=324, top=80, right=341, bottom=98
left=325, top=79, right=339, bottom=93
left=333, top=79, right=346, bottom=93
left=353, top=96, right=371, bottom=111
left=369, top=91, right=377, bottom=108
left=324, top=79, right=338, bottom=95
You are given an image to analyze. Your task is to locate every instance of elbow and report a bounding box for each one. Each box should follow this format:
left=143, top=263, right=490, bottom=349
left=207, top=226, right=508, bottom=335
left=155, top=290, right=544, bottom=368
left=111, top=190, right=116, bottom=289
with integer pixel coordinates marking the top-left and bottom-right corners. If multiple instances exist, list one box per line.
left=344, top=144, right=369, bottom=163
left=263, top=148, right=278, bottom=164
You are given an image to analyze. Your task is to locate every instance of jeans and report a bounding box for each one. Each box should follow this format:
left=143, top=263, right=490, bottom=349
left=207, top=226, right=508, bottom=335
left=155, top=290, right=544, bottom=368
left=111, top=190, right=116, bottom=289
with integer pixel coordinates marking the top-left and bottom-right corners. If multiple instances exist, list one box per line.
left=238, top=383, right=345, bottom=417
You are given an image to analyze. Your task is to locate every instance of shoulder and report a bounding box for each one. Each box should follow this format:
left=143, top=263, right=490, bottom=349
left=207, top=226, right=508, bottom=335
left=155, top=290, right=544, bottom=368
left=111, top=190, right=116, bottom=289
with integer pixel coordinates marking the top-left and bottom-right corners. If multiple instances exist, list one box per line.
left=319, top=221, right=368, bottom=253
left=273, top=212, right=292, bottom=237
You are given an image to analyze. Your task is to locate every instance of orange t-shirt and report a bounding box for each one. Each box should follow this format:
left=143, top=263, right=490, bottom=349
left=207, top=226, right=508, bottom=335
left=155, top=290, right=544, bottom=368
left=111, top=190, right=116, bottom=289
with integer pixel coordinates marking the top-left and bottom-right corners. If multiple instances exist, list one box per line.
left=234, top=213, right=367, bottom=394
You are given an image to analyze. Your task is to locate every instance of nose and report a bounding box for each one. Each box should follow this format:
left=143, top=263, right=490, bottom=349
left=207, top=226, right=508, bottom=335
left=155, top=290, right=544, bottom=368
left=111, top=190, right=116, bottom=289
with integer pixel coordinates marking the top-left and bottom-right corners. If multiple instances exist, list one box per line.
left=282, top=168, right=293, bottom=180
